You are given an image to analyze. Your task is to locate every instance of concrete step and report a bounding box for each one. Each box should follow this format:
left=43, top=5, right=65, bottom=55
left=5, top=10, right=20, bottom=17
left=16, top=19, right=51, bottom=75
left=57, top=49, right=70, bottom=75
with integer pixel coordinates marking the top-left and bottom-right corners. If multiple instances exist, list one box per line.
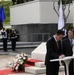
left=0, top=42, right=40, bottom=49
left=35, top=62, right=64, bottom=71
left=25, top=66, right=46, bottom=74
left=25, top=65, right=64, bottom=74
left=0, top=45, right=38, bottom=49
left=25, top=59, right=64, bottom=74
left=35, top=62, right=45, bottom=68
left=0, top=51, right=19, bottom=55
left=0, top=42, right=41, bottom=46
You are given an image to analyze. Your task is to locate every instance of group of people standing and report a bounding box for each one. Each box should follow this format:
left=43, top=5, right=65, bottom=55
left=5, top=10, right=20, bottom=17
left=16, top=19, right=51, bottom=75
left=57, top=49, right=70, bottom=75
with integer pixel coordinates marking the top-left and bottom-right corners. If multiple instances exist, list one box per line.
left=45, top=29, right=74, bottom=75
left=1, top=27, right=17, bottom=52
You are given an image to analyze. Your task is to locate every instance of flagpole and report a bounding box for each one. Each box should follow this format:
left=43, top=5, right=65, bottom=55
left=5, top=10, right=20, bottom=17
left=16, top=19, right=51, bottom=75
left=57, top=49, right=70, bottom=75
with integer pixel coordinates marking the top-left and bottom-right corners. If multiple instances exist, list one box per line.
left=58, top=0, right=64, bottom=30
left=60, top=0, right=63, bottom=29
left=60, top=0, right=65, bottom=30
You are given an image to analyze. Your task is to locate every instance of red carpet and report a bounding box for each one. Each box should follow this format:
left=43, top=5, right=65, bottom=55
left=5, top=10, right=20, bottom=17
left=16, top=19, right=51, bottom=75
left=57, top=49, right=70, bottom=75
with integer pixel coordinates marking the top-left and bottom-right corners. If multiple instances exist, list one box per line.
left=25, top=58, right=42, bottom=66
left=0, top=59, right=42, bottom=75
left=0, top=69, right=24, bottom=75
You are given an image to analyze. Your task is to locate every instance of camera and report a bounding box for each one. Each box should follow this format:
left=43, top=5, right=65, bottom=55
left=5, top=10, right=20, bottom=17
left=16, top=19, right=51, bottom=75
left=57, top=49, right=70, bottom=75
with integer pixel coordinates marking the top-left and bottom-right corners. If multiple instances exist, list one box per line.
left=1, top=32, right=6, bottom=36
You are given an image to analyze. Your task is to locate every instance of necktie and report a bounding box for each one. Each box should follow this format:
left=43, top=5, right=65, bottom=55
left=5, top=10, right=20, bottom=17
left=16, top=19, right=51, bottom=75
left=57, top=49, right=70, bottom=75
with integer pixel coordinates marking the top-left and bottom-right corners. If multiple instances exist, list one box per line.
left=56, top=41, right=58, bottom=48
left=70, top=39, right=72, bottom=45
left=70, top=39, right=72, bottom=46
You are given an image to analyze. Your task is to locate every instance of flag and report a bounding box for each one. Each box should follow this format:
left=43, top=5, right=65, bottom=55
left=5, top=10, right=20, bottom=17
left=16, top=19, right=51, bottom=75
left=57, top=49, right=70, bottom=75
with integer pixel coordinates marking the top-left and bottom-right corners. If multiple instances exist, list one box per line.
left=58, top=0, right=64, bottom=29
left=0, top=4, right=5, bottom=28
left=0, top=4, right=5, bottom=22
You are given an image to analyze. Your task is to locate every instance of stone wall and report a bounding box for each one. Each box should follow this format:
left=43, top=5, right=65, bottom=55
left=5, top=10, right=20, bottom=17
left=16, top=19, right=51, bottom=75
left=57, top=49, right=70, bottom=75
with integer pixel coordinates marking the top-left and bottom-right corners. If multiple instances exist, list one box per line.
left=13, top=23, right=57, bottom=42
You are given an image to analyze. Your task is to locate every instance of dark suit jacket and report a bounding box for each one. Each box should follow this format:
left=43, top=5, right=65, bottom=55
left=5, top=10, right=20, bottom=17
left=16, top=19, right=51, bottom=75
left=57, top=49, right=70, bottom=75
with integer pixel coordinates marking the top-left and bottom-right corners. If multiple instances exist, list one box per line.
left=62, top=38, right=73, bottom=56
left=45, top=36, right=62, bottom=65
left=62, top=38, right=73, bottom=75
left=45, top=36, right=63, bottom=75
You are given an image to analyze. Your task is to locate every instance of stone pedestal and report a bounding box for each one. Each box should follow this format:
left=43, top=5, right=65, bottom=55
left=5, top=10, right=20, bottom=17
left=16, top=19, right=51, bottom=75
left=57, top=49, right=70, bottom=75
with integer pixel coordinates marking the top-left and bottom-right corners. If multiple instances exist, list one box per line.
left=31, top=42, right=46, bottom=61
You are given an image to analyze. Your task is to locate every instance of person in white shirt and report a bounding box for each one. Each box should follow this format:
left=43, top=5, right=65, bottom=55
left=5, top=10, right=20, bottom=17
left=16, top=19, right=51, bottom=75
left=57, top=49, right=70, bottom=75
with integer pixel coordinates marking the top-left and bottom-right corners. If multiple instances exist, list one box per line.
left=1, top=28, right=7, bottom=52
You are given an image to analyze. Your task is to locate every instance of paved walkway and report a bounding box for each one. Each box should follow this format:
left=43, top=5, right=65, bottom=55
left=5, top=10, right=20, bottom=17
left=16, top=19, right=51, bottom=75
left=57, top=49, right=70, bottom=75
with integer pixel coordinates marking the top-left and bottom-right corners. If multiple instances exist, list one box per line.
left=0, top=54, right=65, bottom=75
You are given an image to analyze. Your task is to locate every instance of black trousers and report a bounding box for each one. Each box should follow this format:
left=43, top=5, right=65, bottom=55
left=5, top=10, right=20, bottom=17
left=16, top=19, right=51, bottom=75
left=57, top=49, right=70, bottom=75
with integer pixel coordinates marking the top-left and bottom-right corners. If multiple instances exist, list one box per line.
left=73, top=60, right=74, bottom=75
left=2, top=38, right=7, bottom=52
left=46, top=61, right=59, bottom=75
left=11, top=39, right=16, bottom=51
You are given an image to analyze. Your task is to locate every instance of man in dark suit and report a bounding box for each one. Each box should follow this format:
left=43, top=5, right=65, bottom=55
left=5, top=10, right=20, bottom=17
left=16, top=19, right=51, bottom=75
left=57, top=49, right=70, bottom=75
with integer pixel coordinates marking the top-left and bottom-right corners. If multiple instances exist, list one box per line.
left=62, top=29, right=74, bottom=75
left=45, top=30, right=65, bottom=75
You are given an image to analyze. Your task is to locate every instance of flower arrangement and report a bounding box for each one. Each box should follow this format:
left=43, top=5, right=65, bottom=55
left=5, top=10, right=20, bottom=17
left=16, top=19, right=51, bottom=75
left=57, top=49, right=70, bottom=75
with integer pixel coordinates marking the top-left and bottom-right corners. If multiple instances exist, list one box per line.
left=11, top=53, right=28, bottom=71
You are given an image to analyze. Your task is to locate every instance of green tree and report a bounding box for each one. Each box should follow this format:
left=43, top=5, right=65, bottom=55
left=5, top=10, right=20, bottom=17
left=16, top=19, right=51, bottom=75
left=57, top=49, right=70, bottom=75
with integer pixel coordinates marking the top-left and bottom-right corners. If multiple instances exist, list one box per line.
left=62, top=0, right=73, bottom=4
left=0, top=1, right=12, bottom=25
left=24, top=0, right=33, bottom=2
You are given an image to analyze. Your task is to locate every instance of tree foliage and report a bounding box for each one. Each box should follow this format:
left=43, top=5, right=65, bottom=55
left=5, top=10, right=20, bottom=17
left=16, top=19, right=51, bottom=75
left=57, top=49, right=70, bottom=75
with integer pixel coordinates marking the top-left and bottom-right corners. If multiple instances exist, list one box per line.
left=0, top=1, right=12, bottom=25
left=0, top=0, right=33, bottom=25
left=62, top=0, right=73, bottom=4
left=58, top=0, right=74, bottom=5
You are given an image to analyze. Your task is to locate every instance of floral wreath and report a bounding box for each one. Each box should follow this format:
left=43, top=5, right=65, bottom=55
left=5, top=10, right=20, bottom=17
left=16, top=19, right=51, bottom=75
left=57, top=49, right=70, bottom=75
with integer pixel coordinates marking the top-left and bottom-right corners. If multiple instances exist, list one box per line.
left=11, top=52, right=28, bottom=71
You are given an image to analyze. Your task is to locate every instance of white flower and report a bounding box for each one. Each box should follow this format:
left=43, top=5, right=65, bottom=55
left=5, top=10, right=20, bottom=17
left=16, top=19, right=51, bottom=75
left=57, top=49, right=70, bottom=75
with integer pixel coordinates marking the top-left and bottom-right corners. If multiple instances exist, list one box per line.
left=20, top=60, right=24, bottom=65
left=24, top=53, right=27, bottom=56
left=15, top=66, right=18, bottom=70
left=21, top=53, right=24, bottom=57
left=16, top=54, right=20, bottom=58
left=11, top=52, right=28, bottom=71
left=23, top=57, right=26, bottom=60
left=13, top=63, right=16, bottom=67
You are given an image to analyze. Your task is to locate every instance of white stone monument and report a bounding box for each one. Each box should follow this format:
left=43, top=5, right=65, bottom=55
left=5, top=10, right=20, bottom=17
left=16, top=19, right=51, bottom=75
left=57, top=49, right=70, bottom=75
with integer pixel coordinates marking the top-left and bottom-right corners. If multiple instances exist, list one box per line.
left=31, top=42, right=46, bottom=61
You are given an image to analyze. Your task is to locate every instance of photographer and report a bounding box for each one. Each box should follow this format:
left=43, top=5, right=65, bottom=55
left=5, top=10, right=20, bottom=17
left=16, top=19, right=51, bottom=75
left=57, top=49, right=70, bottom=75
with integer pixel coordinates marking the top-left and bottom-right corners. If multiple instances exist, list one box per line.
left=10, top=29, right=17, bottom=51
left=1, top=28, right=8, bottom=52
